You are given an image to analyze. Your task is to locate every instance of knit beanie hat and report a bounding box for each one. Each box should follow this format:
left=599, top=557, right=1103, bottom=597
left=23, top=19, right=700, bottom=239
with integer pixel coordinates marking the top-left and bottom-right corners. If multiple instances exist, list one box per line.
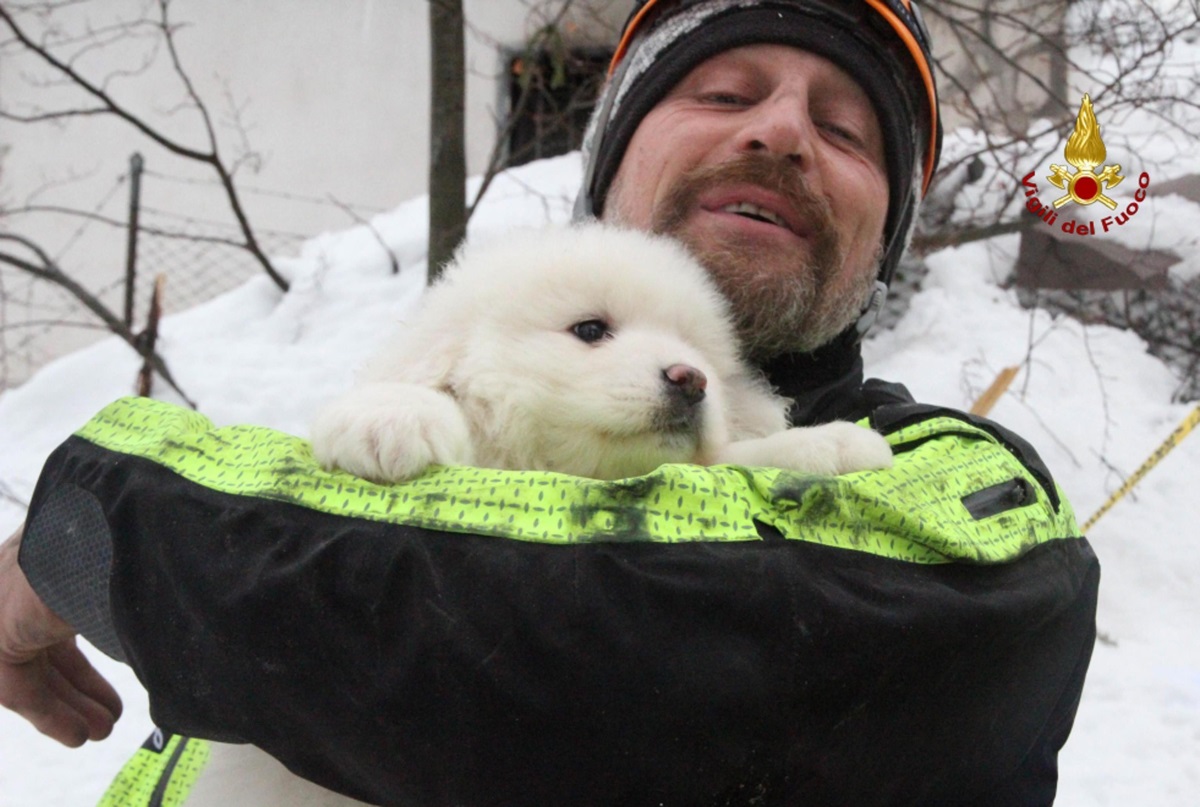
left=574, top=0, right=942, bottom=334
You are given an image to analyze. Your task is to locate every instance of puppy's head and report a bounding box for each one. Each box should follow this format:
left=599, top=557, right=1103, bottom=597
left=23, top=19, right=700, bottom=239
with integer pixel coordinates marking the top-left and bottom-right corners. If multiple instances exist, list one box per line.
left=366, top=224, right=784, bottom=479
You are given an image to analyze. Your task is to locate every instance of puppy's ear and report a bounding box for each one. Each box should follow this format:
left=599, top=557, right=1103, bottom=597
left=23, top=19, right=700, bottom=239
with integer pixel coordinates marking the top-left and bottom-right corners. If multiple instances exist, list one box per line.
left=359, top=279, right=469, bottom=391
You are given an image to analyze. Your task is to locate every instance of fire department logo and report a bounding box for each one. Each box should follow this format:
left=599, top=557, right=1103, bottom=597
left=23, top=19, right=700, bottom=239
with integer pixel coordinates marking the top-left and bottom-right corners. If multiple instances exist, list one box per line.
left=1047, top=94, right=1124, bottom=209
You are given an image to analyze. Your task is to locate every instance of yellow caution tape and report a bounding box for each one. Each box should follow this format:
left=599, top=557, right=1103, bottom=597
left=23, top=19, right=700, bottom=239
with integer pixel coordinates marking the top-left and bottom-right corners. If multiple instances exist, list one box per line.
left=1082, top=405, right=1200, bottom=533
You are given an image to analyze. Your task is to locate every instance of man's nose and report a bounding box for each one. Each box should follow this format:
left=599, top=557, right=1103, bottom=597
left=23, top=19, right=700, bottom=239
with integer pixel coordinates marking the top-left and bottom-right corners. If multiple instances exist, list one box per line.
left=736, top=94, right=814, bottom=167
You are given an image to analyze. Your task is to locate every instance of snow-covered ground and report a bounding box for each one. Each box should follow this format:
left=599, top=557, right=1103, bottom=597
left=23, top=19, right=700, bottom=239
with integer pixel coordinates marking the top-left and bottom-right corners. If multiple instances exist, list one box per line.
left=1, top=145, right=1198, bottom=805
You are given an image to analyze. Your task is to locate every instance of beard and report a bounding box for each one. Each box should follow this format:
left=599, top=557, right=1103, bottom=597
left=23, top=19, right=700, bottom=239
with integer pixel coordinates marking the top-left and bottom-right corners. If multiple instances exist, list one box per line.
left=629, top=154, right=881, bottom=362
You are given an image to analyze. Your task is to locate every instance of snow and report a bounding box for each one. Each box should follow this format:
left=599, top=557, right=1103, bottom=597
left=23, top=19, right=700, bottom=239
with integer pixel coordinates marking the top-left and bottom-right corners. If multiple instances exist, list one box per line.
left=2, top=148, right=1199, bottom=805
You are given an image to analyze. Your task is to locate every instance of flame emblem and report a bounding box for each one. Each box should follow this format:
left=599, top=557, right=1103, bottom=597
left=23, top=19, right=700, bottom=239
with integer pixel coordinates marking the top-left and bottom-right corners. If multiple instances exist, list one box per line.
left=1048, top=94, right=1125, bottom=209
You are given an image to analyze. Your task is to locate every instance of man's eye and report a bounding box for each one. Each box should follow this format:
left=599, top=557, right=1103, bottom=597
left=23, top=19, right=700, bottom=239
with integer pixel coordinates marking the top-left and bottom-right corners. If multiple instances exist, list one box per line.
left=820, top=121, right=861, bottom=145
left=700, top=92, right=750, bottom=106
left=571, top=319, right=611, bottom=343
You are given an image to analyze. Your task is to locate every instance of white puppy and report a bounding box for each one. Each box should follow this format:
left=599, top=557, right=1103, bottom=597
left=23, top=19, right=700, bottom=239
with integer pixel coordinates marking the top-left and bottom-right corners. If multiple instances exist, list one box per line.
left=186, top=225, right=893, bottom=807
left=311, top=223, right=893, bottom=482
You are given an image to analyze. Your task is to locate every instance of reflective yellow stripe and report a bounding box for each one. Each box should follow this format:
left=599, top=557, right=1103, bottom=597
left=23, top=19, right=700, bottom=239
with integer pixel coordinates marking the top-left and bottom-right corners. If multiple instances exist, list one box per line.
left=99, top=730, right=210, bottom=807
left=75, top=397, right=1081, bottom=564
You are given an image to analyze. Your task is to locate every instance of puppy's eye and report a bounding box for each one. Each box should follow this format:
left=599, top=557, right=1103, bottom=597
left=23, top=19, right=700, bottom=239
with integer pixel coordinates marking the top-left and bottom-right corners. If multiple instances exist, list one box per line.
left=571, top=319, right=611, bottom=344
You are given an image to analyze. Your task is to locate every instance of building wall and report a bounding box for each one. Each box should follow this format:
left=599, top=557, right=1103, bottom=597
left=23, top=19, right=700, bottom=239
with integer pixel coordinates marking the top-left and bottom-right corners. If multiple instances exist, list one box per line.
left=922, top=0, right=1071, bottom=135
left=0, top=1, right=1072, bottom=387
left=0, top=0, right=625, bottom=386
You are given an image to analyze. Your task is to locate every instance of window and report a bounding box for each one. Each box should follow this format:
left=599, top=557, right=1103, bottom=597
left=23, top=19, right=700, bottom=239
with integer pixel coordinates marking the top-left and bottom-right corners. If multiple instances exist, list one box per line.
left=504, top=45, right=612, bottom=168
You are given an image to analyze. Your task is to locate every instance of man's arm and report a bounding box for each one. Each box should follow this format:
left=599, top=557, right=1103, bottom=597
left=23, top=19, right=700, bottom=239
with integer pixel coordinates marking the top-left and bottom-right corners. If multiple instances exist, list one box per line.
left=0, top=525, right=123, bottom=746
left=10, top=398, right=1099, bottom=805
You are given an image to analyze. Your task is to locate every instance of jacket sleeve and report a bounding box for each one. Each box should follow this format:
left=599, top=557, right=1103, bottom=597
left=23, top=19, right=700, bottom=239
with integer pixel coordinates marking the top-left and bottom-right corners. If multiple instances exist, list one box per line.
left=20, top=398, right=1100, bottom=807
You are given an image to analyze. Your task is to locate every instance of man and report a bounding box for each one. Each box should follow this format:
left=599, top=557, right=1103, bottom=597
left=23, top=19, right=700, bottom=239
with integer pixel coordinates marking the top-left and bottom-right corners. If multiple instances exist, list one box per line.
left=1, top=1, right=1098, bottom=805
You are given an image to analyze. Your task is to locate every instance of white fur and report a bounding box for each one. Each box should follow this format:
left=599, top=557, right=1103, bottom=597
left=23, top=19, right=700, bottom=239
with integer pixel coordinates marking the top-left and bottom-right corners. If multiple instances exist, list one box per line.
left=189, top=224, right=893, bottom=807
left=311, top=223, right=894, bottom=482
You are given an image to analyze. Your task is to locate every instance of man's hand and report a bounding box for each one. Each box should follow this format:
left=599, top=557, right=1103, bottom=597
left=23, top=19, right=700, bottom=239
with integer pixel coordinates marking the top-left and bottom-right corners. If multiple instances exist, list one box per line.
left=0, top=525, right=122, bottom=746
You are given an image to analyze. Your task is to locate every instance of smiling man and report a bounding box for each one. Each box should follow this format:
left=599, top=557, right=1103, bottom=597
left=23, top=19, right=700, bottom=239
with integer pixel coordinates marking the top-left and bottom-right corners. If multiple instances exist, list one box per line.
left=602, top=44, right=888, bottom=358
left=577, top=0, right=942, bottom=414
left=1, top=2, right=1099, bottom=805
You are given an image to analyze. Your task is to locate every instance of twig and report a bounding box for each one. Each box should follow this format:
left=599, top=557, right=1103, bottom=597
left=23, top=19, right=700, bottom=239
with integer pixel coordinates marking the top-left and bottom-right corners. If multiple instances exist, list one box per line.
left=325, top=194, right=400, bottom=274
left=0, top=233, right=197, bottom=408
left=466, top=0, right=579, bottom=219
left=0, top=2, right=289, bottom=291
left=136, top=274, right=166, bottom=397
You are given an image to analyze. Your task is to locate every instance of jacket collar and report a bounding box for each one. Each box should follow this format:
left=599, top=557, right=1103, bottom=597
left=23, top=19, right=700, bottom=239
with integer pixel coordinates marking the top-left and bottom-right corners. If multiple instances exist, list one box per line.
left=762, top=330, right=865, bottom=426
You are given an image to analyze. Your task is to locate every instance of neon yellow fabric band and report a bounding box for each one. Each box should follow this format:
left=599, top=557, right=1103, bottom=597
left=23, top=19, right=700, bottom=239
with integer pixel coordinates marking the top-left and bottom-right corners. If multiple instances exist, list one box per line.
left=98, top=730, right=210, bottom=807
left=74, top=397, right=1080, bottom=564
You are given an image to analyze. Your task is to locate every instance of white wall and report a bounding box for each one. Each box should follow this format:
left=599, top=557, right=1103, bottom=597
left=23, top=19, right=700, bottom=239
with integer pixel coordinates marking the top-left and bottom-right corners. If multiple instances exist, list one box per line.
left=0, top=0, right=624, bottom=385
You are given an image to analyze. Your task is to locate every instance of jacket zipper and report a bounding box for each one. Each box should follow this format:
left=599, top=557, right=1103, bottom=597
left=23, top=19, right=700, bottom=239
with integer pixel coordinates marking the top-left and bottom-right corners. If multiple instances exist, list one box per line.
left=961, top=478, right=1037, bottom=520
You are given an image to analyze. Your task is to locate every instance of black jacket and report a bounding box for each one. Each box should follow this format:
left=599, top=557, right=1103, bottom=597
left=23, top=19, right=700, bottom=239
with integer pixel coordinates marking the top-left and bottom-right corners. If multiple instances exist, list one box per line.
left=20, top=340, right=1099, bottom=806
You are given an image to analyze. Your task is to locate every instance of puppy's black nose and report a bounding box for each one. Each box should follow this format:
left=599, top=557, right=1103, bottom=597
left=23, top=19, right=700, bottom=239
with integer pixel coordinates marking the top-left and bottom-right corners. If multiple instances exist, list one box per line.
left=663, top=364, right=707, bottom=406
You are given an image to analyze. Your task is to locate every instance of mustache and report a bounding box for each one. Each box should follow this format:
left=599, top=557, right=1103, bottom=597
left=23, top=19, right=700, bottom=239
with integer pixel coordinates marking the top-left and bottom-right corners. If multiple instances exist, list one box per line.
left=647, top=153, right=856, bottom=361
left=649, top=152, right=840, bottom=255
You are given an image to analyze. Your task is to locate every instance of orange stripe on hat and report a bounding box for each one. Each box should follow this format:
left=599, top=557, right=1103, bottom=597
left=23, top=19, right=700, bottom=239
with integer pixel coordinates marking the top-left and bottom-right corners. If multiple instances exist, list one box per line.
left=862, top=0, right=939, bottom=194
left=609, top=0, right=665, bottom=74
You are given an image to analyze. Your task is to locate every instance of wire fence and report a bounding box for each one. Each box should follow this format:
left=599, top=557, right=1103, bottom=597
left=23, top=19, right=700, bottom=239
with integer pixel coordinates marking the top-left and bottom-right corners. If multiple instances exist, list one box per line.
left=122, top=213, right=306, bottom=327
left=0, top=156, right=381, bottom=392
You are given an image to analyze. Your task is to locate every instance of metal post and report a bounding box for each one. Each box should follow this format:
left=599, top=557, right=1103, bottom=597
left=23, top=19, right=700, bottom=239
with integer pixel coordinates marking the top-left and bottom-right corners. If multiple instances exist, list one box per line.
left=124, top=152, right=144, bottom=328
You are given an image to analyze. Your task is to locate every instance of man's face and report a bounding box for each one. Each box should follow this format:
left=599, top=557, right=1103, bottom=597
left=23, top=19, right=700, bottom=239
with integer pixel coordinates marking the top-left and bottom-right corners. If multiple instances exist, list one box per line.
left=603, top=44, right=889, bottom=360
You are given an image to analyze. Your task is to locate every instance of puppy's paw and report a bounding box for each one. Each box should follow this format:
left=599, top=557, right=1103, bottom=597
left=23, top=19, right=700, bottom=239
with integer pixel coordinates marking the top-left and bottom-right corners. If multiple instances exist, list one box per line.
left=803, top=421, right=894, bottom=475
left=310, top=383, right=474, bottom=483
left=718, top=421, right=893, bottom=475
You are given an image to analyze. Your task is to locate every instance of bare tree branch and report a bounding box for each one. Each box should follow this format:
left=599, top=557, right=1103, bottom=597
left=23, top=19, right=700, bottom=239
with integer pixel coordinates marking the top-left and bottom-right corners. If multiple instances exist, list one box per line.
left=0, top=3, right=211, bottom=160
left=917, top=0, right=1200, bottom=253
left=3, top=204, right=263, bottom=249
left=0, top=0, right=290, bottom=291
left=466, top=0, right=580, bottom=220
left=0, top=232, right=197, bottom=407
left=326, top=194, right=401, bottom=275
